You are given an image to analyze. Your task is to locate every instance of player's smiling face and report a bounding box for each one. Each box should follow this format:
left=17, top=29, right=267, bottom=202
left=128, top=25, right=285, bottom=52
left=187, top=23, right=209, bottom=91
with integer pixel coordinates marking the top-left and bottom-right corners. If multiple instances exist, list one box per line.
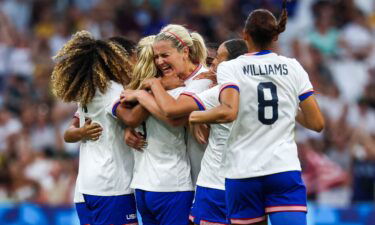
left=153, top=40, right=188, bottom=78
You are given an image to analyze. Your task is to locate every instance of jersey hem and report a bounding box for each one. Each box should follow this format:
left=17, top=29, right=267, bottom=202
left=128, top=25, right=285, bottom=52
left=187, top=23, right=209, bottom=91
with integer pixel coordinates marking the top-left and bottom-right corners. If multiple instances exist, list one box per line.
left=225, top=167, right=301, bottom=179
left=130, top=185, right=194, bottom=192
left=196, top=182, right=225, bottom=191
left=78, top=189, right=134, bottom=196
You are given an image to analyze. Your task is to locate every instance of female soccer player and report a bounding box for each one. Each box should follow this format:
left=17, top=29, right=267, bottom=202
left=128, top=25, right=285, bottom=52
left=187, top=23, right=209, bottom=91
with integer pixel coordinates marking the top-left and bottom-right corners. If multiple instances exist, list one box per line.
left=138, top=24, right=212, bottom=185
left=116, top=35, right=193, bottom=225
left=52, top=31, right=138, bottom=225
left=189, top=1, right=325, bottom=225
left=124, top=39, right=248, bottom=225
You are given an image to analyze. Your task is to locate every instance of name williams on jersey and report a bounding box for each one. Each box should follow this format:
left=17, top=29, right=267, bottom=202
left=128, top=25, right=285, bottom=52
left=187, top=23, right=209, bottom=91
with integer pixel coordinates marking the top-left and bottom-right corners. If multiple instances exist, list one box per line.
left=243, top=64, right=288, bottom=76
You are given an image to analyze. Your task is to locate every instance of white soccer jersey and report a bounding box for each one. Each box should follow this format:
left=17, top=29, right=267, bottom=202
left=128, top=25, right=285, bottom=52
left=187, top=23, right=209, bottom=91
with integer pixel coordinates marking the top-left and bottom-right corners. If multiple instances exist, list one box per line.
left=191, top=85, right=232, bottom=190
left=73, top=185, right=84, bottom=203
left=217, top=51, right=314, bottom=179
left=76, top=81, right=134, bottom=196
left=130, top=87, right=194, bottom=192
left=180, top=64, right=212, bottom=186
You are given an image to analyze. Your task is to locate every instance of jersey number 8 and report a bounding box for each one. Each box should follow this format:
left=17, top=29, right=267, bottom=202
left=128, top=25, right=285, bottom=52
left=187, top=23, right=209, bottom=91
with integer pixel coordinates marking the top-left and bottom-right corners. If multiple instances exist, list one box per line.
left=257, top=82, right=278, bottom=125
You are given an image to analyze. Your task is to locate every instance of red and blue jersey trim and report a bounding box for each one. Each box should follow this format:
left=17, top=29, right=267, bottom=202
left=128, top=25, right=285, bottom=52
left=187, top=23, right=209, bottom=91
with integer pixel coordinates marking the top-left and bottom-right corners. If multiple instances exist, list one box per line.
left=181, top=91, right=206, bottom=111
left=111, top=99, right=121, bottom=117
left=299, top=90, right=314, bottom=102
left=184, top=64, right=203, bottom=81
left=219, top=83, right=240, bottom=100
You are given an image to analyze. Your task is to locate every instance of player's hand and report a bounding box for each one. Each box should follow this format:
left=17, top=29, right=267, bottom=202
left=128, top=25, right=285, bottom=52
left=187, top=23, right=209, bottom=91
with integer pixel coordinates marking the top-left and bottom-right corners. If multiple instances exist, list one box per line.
left=193, top=70, right=217, bottom=86
left=160, top=75, right=185, bottom=90
left=81, top=119, right=103, bottom=141
left=141, top=78, right=159, bottom=90
left=120, top=89, right=138, bottom=103
left=124, top=128, right=147, bottom=151
left=190, top=123, right=209, bottom=145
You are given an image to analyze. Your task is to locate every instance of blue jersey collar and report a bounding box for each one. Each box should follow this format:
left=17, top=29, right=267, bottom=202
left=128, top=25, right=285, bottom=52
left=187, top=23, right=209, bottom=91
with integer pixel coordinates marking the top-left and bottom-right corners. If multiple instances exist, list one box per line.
left=254, top=50, right=272, bottom=55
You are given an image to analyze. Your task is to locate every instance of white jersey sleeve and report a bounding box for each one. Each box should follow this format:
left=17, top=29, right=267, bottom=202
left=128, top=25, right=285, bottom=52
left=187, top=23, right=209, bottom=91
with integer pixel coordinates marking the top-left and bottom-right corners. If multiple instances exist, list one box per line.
left=104, top=82, right=123, bottom=118
left=168, top=87, right=185, bottom=99
left=195, top=85, right=221, bottom=110
left=217, top=61, right=240, bottom=88
left=181, top=79, right=212, bottom=96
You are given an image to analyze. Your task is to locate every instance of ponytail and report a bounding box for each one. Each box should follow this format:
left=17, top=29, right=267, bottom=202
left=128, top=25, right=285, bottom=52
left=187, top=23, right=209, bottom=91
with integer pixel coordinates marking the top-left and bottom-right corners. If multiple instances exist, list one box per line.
left=190, top=32, right=207, bottom=66
left=244, top=0, right=289, bottom=49
left=277, top=0, right=288, bottom=34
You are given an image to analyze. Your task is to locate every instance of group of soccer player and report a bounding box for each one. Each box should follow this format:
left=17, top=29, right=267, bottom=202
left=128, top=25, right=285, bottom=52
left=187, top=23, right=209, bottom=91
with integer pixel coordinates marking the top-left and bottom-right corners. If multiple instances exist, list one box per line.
left=51, top=1, right=325, bottom=225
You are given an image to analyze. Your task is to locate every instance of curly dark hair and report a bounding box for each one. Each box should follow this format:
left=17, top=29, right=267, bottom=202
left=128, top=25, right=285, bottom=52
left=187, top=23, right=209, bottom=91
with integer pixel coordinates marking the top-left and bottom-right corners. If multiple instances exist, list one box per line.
left=51, top=31, right=133, bottom=107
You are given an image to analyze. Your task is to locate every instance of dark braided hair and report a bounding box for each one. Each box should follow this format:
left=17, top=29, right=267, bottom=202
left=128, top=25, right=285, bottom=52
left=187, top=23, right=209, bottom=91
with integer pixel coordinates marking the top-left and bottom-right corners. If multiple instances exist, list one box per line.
left=244, top=0, right=288, bottom=49
left=224, top=39, right=248, bottom=60
left=51, top=31, right=133, bottom=107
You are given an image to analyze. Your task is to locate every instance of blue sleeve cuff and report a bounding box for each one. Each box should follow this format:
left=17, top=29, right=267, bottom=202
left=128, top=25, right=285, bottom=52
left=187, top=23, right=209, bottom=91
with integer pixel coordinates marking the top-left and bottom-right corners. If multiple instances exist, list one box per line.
left=112, top=100, right=121, bottom=117
left=181, top=92, right=206, bottom=111
left=299, top=91, right=314, bottom=102
left=220, top=83, right=240, bottom=96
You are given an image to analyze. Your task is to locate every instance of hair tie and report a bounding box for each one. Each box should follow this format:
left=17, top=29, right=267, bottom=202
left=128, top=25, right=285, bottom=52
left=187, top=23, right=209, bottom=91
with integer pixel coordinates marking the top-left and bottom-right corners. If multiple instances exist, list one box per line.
left=165, top=31, right=188, bottom=48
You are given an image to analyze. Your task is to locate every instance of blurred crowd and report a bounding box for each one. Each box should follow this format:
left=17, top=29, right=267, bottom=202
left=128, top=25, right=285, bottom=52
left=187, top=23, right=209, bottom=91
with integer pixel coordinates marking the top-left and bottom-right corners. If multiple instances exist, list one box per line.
left=0, top=0, right=374, bottom=206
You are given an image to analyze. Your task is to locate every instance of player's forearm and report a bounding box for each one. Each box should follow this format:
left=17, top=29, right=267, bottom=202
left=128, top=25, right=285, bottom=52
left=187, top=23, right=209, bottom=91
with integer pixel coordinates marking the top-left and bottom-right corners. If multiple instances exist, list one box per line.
left=137, top=92, right=187, bottom=127
left=64, top=126, right=84, bottom=143
left=296, top=109, right=324, bottom=132
left=296, top=109, right=308, bottom=127
left=117, top=104, right=149, bottom=128
left=150, top=80, right=181, bottom=117
left=190, top=105, right=237, bottom=124
left=137, top=91, right=171, bottom=122
left=297, top=96, right=325, bottom=132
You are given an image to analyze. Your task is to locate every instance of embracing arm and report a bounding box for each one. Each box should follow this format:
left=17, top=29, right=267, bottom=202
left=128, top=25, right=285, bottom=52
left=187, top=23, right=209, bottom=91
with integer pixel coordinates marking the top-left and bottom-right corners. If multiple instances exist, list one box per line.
left=296, top=95, right=325, bottom=132
left=148, top=78, right=198, bottom=118
left=116, top=103, right=149, bottom=128
left=189, top=88, right=239, bottom=124
left=64, top=117, right=102, bottom=142
left=135, top=90, right=188, bottom=127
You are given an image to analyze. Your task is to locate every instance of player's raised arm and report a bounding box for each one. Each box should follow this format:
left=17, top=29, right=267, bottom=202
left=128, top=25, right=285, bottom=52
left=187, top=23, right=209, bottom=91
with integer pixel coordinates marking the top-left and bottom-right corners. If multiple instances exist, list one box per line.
left=115, top=102, right=149, bottom=128
left=296, top=94, right=325, bottom=132
left=189, top=87, right=239, bottom=124
left=122, top=89, right=189, bottom=127
left=144, top=78, right=200, bottom=118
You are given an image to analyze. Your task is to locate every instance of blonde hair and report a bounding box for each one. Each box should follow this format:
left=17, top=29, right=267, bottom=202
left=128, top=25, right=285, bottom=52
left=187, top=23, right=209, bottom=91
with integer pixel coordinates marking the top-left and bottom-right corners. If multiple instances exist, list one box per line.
left=51, top=30, right=133, bottom=107
left=155, top=24, right=207, bottom=66
left=127, top=35, right=158, bottom=90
